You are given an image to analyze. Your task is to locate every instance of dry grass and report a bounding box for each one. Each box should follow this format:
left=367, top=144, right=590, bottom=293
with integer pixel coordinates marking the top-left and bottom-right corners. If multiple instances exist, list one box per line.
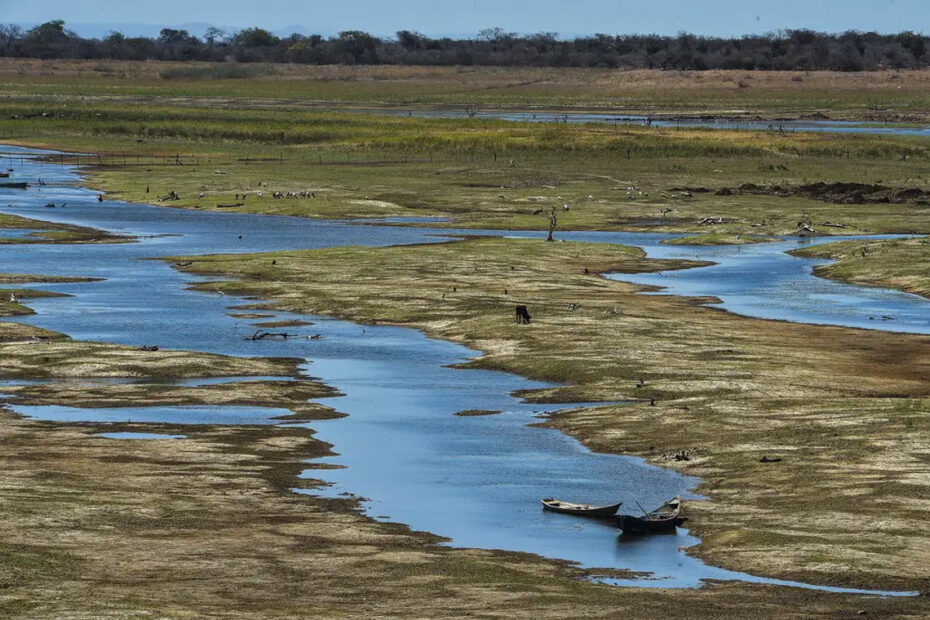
left=0, top=213, right=126, bottom=245
left=4, top=379, right=339, bottom=420
left=3, top=408, right=925, bottom=618
left=3, top=59, right=930, bottom=117
left=794, top=236, right=930, bottom=299
left=0, top=337, right=300, bottom=380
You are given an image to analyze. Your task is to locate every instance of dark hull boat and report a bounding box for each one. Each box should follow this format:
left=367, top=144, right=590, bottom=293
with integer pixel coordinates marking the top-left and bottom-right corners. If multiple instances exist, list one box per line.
left=0, top=182, right=28, bottom=189
left=541, top=498, right=622, bottom=518
left=617, top=496, right=686, bottom=534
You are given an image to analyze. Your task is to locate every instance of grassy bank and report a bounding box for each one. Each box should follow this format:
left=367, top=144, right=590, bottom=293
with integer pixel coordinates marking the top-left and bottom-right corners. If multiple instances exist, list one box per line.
left=0, top=325, right=301, bottom=380
left=0, top=213, right=128, bottom=244
left=5, top=111, right=930, bottom=238
left=661, top=233, right=781, bottom=245
left=793, top=236, right=930, bottom=299
left=170, top=236, right=930, bottom=593
left=4, top=59, right=930, bottom=118
left=6, top=409, right=928, bottom=617
left=4, top=59, right=930, bottom=239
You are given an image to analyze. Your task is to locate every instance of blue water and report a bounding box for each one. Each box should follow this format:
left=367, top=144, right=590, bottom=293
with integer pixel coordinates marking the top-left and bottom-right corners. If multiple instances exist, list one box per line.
left=18, top=404, right=293, bottom=425
left=605, top=236, right=930, bottom=334
left=0, top=144, right=923, bottom=595
left=0, top=228, right=44, bottom=240
left=368, top=107, right=930, bottom=136
left=98, top=432, right=187, bottom=440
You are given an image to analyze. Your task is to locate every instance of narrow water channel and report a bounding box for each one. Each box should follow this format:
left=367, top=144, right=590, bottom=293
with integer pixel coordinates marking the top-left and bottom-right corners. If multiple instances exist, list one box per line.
left=358, top=107, right=930, bottom=136
left=0, top=146, right=924, bottom=595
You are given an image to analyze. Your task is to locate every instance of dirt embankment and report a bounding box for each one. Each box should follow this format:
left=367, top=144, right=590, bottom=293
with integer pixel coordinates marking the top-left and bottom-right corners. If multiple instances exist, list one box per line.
left=678, top=182, right=930, bottom=205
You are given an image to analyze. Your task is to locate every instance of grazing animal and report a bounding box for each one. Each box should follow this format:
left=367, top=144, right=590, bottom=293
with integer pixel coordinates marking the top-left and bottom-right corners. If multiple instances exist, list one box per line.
left=515, top=305, right=531, bottom=324
left=199, top=192, right=205, bottom=198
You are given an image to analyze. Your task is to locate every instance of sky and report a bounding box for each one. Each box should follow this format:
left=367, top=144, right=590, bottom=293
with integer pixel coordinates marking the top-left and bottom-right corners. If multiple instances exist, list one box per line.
left=1, top=0, right=926, bottom=39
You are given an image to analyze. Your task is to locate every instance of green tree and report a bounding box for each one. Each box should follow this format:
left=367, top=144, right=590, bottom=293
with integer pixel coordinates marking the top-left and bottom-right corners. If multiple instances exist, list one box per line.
left=233, top=27, right=279, bottom=48
left=337, top=30, right=378, bottom=64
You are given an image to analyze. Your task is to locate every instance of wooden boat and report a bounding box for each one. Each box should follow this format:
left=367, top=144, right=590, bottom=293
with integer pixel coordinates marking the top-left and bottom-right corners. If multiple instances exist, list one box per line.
left=616, top=496, right=686, bottom=534
left=0, top=172, right=9, bottom=178
left=0, top=182, right=28, bottom=189
left=541, top=498, right=622, bottom=518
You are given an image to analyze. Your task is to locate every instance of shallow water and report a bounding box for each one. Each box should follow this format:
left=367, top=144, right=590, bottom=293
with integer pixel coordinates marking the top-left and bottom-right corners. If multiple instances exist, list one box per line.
left=0, top=145, right=924, bottom=594
left=605, top=236, right=930, bottom=334
left=17, top=404, right=293, bottom=425
left=0, top=228, right=44, bottom=240
left=98, top=432, right=187, bottom=440
left=364, top=107, right=930, bottom=136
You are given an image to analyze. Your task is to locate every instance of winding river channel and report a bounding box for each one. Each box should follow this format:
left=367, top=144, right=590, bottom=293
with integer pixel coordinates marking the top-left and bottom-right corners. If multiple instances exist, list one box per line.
left=1, top=145, right=927, bottom=595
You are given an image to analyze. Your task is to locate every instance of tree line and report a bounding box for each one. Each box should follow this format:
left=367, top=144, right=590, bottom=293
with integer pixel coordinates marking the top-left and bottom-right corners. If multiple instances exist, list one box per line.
left=1, top=20, right=928, bottom=71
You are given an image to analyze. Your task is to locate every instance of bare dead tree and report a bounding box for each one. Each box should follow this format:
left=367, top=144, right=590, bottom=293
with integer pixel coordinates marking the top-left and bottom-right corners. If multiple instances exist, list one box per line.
left=546, top=207, right=557, bottom=242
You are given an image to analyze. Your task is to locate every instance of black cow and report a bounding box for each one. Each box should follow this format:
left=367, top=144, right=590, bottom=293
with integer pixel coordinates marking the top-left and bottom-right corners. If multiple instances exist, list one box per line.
left=515, top=305, right=531, bottom=324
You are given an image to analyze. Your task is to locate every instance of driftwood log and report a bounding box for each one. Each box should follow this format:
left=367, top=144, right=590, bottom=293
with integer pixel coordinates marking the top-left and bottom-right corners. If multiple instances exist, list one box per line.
left=244, top=330, right=293, bottom=341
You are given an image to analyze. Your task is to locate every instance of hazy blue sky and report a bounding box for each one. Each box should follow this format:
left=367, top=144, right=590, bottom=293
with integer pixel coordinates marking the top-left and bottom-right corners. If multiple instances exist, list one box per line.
left=1, top=0, right=925, bottom=38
